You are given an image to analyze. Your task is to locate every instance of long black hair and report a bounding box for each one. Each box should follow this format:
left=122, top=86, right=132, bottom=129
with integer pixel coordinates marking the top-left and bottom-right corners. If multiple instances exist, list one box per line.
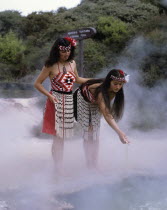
left=45, top=38, right=75, bottom=67
left=84, top=69, right=125, bottom=121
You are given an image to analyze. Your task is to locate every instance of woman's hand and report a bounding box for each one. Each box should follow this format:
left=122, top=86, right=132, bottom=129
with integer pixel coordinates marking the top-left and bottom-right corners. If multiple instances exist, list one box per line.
left=48, top=94, right=58, bottom=104
left=118, top=131, right=130, bottom=144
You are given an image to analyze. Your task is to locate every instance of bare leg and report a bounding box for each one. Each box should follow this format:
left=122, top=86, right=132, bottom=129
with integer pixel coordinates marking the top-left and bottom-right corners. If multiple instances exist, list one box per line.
left=83, top=128, right=99, bottom=170
left=52, top=136, right=64, bottom=173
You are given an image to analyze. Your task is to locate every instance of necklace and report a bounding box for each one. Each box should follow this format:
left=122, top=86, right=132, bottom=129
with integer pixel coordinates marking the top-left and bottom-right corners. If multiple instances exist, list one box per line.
left=63, top=64, right=67, bottom=74
left=59, top=61, right=67, bottom=74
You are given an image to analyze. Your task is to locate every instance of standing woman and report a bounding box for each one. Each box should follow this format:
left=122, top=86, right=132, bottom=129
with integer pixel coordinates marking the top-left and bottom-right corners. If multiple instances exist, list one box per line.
left=34, top=37, right=88, bottom=172
left=74, top=69, right=130, bottom=169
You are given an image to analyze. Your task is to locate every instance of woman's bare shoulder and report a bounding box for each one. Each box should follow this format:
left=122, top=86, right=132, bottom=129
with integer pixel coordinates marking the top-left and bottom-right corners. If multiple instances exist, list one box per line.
left=70, top=60, right=76, bottom=68
left=48, top=64, right=59, bottom=76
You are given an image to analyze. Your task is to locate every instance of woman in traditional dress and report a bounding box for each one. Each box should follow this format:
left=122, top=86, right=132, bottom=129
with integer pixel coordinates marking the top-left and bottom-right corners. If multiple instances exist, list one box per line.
left=74, top=69, right=130, bottom=169
left=34, top=37, right=89, bottom=172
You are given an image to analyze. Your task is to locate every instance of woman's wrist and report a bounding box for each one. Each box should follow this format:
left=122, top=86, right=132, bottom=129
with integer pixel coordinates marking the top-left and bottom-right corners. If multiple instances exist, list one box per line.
left=116, top=129, right=124, bottom=136
left=47, top=92, right=53, bottom=98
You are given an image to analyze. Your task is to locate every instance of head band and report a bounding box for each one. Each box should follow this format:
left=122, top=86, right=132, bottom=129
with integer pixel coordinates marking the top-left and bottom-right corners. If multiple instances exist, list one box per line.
left=110, top=70, right=130, bottom=83
left=110, top=75, right=126, bottom=82
left=58, top=44, right=71, bottom=51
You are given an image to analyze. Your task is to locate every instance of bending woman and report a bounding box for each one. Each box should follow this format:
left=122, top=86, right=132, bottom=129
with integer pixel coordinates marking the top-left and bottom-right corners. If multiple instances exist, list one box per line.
left=74, top=69, right=130, bottom=169
left=34, top=37, right=89, bottom=172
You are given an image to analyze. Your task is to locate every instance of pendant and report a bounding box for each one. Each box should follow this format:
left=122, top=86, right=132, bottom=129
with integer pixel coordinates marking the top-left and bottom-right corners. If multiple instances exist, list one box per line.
left=63, top=65, right=67, bottom=74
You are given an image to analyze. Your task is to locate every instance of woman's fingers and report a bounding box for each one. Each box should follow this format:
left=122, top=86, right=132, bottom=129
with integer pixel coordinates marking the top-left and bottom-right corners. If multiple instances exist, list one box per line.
left=48, top=95, right=58, bottom=103
left=123, top=136, right=130, bottom=144
left=119, top=135, right=130, bottom=144
left=53, top=97, right=58, bottom=103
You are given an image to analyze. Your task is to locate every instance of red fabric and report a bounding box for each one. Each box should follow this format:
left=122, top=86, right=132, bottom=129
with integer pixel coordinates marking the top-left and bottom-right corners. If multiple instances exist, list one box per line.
left=42, top=96, right=56, bottom=136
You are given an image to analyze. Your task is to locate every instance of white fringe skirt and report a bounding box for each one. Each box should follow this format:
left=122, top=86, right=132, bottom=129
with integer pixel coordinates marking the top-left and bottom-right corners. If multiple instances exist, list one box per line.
left=52, top=91, right=74, bottom=139
left=74, top=89, right=101, bottom=141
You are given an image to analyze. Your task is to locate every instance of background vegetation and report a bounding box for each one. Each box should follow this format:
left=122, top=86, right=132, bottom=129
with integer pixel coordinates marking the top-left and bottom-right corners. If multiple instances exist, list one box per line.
left=0, top=0, right=166, bottom=86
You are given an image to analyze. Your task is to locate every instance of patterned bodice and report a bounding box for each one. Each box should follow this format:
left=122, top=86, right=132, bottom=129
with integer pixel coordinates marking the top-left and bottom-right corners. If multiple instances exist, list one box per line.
left=80, top=84, right=96, bottom=103
left=51, top=63, right=76, bottom=92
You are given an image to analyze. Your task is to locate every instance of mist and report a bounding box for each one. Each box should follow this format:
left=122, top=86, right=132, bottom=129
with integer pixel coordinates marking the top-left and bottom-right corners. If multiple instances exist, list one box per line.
left=0, top=35, right=167, bottom=209
left=161, top=0, right=167, bottom=6
left=119, top=36, right=167, bottom=131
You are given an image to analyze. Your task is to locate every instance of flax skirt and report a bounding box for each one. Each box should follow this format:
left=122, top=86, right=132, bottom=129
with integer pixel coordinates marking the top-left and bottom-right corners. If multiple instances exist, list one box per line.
left=42, top=91, right=74, bottom=139
left=73, top=89, right=101, bottom=141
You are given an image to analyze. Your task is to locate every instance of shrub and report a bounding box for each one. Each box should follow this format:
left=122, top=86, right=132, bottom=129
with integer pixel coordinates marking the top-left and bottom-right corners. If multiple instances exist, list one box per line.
left=97, top=16, right=130, bottom=50
left=0, top=31, right=26, bottom=64
left=0, top=31, right=27, bottom=79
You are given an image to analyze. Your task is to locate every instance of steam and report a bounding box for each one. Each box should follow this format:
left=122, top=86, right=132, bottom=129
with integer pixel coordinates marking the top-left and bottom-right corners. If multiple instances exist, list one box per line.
left=161, top=0, right=167, bottom=7
left=119, top=37, right=167, bottom=131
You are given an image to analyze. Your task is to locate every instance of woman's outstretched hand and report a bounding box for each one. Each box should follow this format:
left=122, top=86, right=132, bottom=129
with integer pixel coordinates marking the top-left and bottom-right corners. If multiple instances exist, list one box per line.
left=118, top=132, right=130, bottom=144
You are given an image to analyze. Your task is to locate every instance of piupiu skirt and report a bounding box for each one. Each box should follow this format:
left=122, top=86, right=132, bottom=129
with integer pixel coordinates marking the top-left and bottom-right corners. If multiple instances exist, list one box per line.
left=42, top=90, right=74, bottom=139
left=73, top=88, right=101, bottom=141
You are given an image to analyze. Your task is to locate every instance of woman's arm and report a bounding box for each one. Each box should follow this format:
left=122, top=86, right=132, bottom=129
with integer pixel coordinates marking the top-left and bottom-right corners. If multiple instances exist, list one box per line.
left=97, top=93, right=129, bottom=144
left=73, top=61, right=90, bottom=84
left=34, top=66, right=57, bottom=103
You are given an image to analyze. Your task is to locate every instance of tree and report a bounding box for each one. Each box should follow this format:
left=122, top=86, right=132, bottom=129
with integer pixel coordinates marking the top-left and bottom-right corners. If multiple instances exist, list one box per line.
left=81, top=39, right=107, bottom=77
left=22, top=12, right=55, bottom=45
left=0, top=10, right=23, bottom=36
